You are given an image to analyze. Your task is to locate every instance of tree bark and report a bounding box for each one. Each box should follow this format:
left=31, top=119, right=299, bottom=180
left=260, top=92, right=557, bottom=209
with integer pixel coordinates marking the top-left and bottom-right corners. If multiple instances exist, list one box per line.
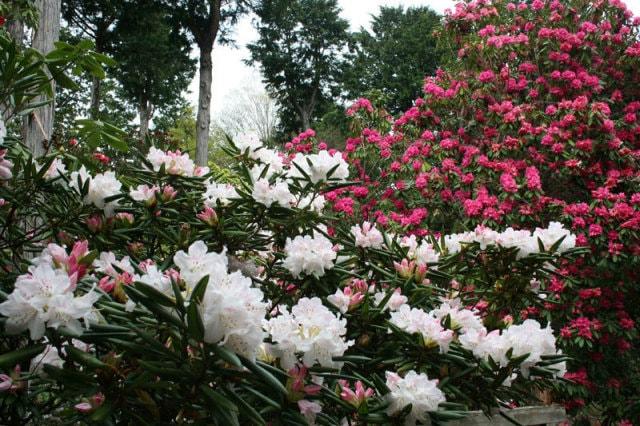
left=6, top=19, right=24, bottom=44
left=195, top=44, right=213, bottom=166
left=193, top=0, right=222, bottom=167
left=138, top=99, right=152, bottom=138
left=90, top=77, right=101, bottom=119
left=23, top=0, right=61, bottom=158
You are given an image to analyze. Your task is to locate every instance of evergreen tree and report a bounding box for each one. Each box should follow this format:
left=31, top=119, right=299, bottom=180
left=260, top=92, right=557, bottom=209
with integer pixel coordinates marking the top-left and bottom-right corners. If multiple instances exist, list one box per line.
left=247, top=0, right=349, bottom=134
left=61, top=0, right=122, bottom=118
left=111, top=1, right=195, bottom=137
left=342, top=6, right=441, bottom=114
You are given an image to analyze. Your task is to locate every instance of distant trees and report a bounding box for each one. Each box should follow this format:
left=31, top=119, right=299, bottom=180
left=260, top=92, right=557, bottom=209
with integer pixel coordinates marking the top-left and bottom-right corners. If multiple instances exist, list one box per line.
left=342, top=6, right=441, bottom=114
left=247, top=2, right=442, bottom=140
left=247, top=0, right=349, bottom=133
left=112, top=1, right=194, bottom=137
left=61, top=0, right=121, bottom=118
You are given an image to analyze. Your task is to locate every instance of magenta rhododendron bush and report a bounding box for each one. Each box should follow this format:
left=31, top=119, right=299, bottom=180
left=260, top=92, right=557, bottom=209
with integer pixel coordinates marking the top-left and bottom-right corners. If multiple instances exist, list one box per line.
left=310, top=0, right=640, bottom=422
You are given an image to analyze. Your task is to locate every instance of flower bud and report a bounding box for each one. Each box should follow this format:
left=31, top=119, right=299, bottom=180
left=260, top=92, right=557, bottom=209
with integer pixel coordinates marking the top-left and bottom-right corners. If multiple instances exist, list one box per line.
left=197, top=206, right=218, bottom=226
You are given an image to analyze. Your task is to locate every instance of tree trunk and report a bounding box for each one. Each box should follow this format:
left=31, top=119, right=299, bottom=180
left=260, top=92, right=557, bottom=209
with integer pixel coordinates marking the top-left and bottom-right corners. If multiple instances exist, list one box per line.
left=195, top=45, right=213, bottom=166
left=6, top=19, right=24, bottom=44
left=90, top=76, right=101, bottom=119
left=23, top=0, right=61, bottom=158
left=139, top=100, right=152, bottom=138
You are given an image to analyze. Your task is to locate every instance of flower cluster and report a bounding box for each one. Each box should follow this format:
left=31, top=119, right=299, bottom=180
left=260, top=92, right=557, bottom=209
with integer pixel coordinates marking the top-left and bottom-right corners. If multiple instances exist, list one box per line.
left=289, top=150, right=350, bottom=183
left=385, top=370, right=446, bottom=425
left=203, top=181, right=239, bottom=207
left=0, top=244, right=100, bottom=339
left=69, top=166, right=122, bottom=216
left=282, top=231, right=336, bottom=278
left=389, top=304, right=454, bottom=353
left=265, top=297, right=353, bottom=369
left=443, top=223, right=576, bottom=257
left=146, top=146, right=209, bottom=177
left=460, top=319, right=566, bottom=378
left=351, top=221, right=384, bottom=249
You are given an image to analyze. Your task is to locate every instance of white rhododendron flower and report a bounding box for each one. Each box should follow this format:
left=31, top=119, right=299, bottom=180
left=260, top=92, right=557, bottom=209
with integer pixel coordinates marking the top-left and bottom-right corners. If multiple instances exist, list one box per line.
left=235, top=134, right=285, bottom=172
left=146, top=147, right=208, bottom=177
left=471, top=226, right=501, bottom=249
left=495, top=228, right=537, bottom=258
left=30, top=344, right=65, bottom=375
left=251, top=178, right=294, bottom=208
left=137, top=264, right=172, bottom=296
left=69, top=166, right=122, bottom=216
left=389, top=305, right=454, bottom=353
left=297, top=194, right=326, bottom=212
left=326, top=288, right=353, bottom=314
left=443, top=231, right=475, bottom=254
left=129, top=184, right=158, bottom=203
left=255, top=148, right=285, bottom=172
left=265, top=297, right=353, bottom=370
left=0, top=263, right=100, bottom=339
left=282, top=231, right=336, bottom=278
left=533, top=221, right=576, bottom=253
left=459, top=319, right=565, bottom=377
left=501, top=319, right=562, bottom=376
left=235, top=132, right=262, bottom=154
left=289, top=150, right=349, bottom=183
left=172, top=241, right=268, bottom=359
left=201, top=270, right=268, bottom=360
left=413, top=241, right=440, bottom=266
left=173, top=241, right=228, bottom=292
left=203, top=180, right=239, bottom=207
left=298, top=400, right=322, bottom=425
left=430, top=298, right=484, bottom=334
left=93, top=252, right=135, bottom=281
left=0, top=118, right=6, bottom=143
left=373, top=288, right=408, bottom=312
left=385, top=370, right=446, bottom=425
left=39, top=157, right=67, bottom=181
left=441, top=223, right=575, bottom=258
left=352, top=221, right=384, bottom=249
left=400, top=235, right=439, bottom=264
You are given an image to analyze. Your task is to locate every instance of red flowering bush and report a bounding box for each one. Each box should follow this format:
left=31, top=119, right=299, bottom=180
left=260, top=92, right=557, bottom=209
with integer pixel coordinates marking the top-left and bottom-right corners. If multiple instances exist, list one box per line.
left=311, top=0, right=640, bottom=422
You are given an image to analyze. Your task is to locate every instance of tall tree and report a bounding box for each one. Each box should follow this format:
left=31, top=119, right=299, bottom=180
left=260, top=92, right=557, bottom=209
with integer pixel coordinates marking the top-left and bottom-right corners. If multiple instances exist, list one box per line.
left=112, top=1, right=195, bottom=137
left=165, top=0, right=250, bottom=166
left=23, top=0, right=61, bottom=157
left=342, top=6, right=441, bottom=114
left=247, top=0, right=349, bottom=134
left=61, top=0, right=121, bottom=118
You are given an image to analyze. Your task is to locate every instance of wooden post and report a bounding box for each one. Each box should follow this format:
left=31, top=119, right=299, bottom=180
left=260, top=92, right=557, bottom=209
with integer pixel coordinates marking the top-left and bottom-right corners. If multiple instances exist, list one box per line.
left=23, top=0, right=61, bottom=158
left=444, top=405, right=567, bottom=426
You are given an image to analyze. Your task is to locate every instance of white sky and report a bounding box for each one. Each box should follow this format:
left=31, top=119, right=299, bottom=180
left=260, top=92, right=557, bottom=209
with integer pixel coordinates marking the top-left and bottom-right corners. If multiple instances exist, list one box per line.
left=187, top=0, right=640, bottom=122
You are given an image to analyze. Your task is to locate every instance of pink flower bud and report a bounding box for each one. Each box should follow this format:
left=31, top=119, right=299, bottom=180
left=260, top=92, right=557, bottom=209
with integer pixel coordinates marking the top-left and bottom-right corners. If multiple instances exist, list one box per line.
left=197, top=206, right=218, bottom=226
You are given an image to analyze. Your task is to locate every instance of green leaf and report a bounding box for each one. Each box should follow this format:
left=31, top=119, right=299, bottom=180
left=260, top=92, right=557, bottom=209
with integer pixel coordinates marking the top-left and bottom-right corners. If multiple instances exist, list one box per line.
left=212, top=345, right=242, bottom=368
left=0, top=344, right=46, bottom=368
left=186, top=301, right=204, bottom=341
left=135, top=282, right=176, bottom=308
left=224, top=388, right=266, bottom=426
left=240, top=357, right=287, bottom=396
left=65, top=346, right=108, bottom=370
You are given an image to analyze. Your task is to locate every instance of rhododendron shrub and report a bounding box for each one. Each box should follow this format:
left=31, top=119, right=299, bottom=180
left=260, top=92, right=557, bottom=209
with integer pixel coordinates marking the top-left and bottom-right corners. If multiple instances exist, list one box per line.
left=0, top=134, right=573, bottom=424
left=324, top=0, right=640, bottom=421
